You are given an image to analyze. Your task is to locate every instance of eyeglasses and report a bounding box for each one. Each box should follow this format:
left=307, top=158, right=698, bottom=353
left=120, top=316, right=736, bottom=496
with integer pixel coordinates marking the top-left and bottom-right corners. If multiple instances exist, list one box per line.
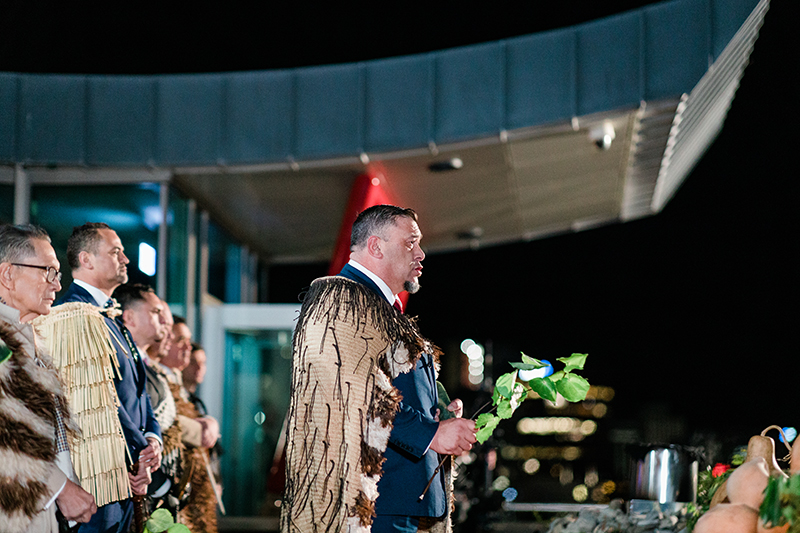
left=11, top=263, right=62, bottom=284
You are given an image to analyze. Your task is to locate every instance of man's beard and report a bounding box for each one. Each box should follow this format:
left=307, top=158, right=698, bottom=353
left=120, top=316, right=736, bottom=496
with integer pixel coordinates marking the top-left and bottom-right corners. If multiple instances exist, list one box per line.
left=404, top=279, right=420, bottom=294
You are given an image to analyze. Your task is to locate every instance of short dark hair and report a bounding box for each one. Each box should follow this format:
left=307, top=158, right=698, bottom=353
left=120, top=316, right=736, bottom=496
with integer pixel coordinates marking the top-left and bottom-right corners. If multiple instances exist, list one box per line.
left=351, top=205, right=417, bottom=249
left=191, top=342, right=203, bottom=352
left=173, top=315, right=186, bottom=326
left=112, top=283, right=155, bottom=311
left=66, top=222, right=111, bottom=270
left=0, top=224, right=51, bottom=264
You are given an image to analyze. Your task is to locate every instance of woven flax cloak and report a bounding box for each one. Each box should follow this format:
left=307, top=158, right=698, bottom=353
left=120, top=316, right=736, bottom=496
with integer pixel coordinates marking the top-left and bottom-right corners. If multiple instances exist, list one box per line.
left=32, top=302, right=132, bottom=506
left=281, top=276, right=443, bottom=533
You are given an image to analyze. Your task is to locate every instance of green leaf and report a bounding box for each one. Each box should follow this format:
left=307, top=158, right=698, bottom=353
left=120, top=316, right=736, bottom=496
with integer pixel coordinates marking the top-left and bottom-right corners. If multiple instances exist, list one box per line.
left=495, top=371, right=518, bottom=399
left=557, top=353, right=588, bottom=373
left=145, top=509, right=174, bottom=533
left=491, top=386, right=502, bottom=406
left=497, top=399, right=514, bottom=419
left=555, top=373, right=590, bottom=402
left=475, top=412, right=496, bottom=428
left=510, top=353, right=548, bottom=371
left=788, top=473, right=800, bottom=494
left=549, top=370, right=565, bottom=382
left=167, top=525, right=191, bottom=533
left=476, top=415, right=500, bottom=444
left=529, top=377, right=557, bottom=402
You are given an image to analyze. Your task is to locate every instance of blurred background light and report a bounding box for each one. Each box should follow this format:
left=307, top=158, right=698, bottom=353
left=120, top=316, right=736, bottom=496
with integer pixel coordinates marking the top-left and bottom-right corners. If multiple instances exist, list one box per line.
left=573, top=484, right=589, bottom=502
left=138, top=242, right=156, bottom=276
left=502, top=487, right=518, bottom=502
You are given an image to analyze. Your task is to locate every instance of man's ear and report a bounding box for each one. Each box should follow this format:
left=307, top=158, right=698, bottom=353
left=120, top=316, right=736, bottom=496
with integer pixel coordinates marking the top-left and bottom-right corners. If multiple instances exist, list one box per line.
left=366, top=235, right=383, bottom=259
left=122, top=308, right=135, bottom=329
left=0, top=262, right=15, bottom=291
left=78, top=250, right=93, bottom=270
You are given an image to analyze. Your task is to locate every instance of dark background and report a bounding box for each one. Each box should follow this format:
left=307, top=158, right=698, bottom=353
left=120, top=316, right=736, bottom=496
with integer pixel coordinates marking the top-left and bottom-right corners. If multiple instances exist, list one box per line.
left=3, top=0, right=797, bottom=461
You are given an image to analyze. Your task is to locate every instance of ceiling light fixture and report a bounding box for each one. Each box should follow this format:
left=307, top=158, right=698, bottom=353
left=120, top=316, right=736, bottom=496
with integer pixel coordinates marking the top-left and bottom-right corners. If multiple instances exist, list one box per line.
left=428, top=157, right=463, bottom=172
left=588, top=122, right=616, bottom=150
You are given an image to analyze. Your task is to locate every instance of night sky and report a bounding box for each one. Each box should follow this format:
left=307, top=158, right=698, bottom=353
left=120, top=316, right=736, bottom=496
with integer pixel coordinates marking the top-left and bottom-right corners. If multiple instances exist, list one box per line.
left=3, top=0, right=797, bottom=456
left=413, top=0, right=798, bottom=446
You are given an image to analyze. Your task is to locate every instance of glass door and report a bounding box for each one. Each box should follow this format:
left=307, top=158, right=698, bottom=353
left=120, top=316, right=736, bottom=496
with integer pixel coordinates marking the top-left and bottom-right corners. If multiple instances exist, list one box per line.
left=201, top=303, right=298, bottom=519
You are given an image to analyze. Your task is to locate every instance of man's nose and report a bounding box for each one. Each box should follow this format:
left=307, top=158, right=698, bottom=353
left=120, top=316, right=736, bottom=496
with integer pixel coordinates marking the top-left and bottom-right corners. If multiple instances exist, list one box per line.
left=120, top=252, right=130, bottom=265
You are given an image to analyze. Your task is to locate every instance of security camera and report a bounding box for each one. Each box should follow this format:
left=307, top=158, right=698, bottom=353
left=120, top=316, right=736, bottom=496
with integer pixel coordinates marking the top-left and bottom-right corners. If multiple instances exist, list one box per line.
left=589, top=122, right=616, bottom=150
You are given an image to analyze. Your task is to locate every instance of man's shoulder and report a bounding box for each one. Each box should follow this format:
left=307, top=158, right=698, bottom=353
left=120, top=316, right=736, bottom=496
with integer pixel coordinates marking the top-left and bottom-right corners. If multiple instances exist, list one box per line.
left=57, top=282, right=91, bottom=305
left=308, top=275, right=382, bottom=301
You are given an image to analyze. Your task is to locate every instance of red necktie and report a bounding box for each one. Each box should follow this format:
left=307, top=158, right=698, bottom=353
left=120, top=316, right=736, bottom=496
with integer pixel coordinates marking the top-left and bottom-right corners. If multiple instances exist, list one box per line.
left=393, top=297, right=403, bottom=313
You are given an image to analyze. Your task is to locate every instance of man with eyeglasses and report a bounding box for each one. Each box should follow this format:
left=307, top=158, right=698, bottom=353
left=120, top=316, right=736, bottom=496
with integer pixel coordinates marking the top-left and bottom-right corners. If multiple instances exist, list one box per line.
left=0, top=224, right=97, bottom=533
left=57, top=222, right=162, bottom=533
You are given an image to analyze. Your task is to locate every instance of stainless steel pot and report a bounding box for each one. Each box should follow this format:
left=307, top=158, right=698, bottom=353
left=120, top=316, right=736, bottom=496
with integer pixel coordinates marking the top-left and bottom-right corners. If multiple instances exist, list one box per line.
left=629, top=444, right=698, bottom=503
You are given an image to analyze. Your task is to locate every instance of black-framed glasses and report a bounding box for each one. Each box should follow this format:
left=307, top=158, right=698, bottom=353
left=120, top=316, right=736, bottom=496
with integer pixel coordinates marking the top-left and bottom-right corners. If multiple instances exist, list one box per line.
left=11, top=263, right=62, bottom=283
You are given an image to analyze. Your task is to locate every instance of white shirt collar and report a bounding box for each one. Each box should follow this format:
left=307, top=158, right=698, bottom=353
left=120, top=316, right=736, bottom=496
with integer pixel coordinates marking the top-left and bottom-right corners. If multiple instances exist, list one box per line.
left=73, top=279, right=111, bottom=307
left=348, top=259, right=396, bottom=304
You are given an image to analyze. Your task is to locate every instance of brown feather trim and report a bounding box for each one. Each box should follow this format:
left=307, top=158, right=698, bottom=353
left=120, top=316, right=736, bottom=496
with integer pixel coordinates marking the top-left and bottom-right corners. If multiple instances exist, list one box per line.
left=360, top=440, right=385, bottom=478
left=353, top=491, right=375, bottom=527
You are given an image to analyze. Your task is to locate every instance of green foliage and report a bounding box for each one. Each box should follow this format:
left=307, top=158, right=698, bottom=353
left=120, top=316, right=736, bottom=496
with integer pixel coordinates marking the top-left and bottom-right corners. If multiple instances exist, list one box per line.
left=143, top=509, right=188, bottom=533
left=760, top=473, right=800, bottom=532
left=474, top=352, right=590, bottom=444
left=687, top=466, right=733, bottom=532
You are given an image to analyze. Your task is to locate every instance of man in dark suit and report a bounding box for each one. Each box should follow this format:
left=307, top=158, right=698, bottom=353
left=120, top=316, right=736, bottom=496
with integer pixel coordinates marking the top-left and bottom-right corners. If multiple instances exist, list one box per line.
left=339, top=205, right=476, bottom=533
left=57, top=223, right=162, bottom=533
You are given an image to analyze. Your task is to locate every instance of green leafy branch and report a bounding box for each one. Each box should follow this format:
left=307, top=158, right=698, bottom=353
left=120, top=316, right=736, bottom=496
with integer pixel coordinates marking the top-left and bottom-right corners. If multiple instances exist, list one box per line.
left=474, top=352, right=591, bottom=444
left=760, top=473, right=800, bottom=533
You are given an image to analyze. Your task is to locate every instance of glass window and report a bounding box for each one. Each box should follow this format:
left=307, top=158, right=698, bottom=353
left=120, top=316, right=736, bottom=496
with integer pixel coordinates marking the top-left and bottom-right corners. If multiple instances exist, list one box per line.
left=0, top=184, right=13, bottom=224
left=208, top=220, right=238, bottom=302
left=222, top=328, right=293, bottom=516
left=30, top=183, right=161, bottom=294
left=167, top=188, right=189, bottom=309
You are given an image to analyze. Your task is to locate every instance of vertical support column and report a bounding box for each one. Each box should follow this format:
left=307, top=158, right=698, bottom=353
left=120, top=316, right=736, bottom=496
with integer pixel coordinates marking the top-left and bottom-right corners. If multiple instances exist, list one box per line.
left=156, top=182, right=170, bottom=300
left=185, top=199, right=197, bottom=333
left=239, top=245, right=250, bottom=304
left=196, top=210, right=209, bottom=340
left=198, top=210, right=210, bottom=306
left=248, top=250, right=258, bottom=303
left=13, top=164, right=30, bottom=225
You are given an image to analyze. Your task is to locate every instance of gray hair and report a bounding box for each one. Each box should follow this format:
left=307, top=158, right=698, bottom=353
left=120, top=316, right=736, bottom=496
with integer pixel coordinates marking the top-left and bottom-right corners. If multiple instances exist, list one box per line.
left=0, top=224, right=52, bottom=264
left=350, top=205, right=418, bottom=249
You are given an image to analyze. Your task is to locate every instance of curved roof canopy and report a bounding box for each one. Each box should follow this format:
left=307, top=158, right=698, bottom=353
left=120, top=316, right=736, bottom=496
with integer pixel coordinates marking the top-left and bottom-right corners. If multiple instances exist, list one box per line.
left=0, top=0, right=769, bottom=262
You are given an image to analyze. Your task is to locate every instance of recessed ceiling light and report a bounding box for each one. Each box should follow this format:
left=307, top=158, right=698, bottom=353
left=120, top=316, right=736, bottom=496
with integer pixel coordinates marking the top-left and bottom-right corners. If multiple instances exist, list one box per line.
left=428, top=157, right=463, bottom=172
